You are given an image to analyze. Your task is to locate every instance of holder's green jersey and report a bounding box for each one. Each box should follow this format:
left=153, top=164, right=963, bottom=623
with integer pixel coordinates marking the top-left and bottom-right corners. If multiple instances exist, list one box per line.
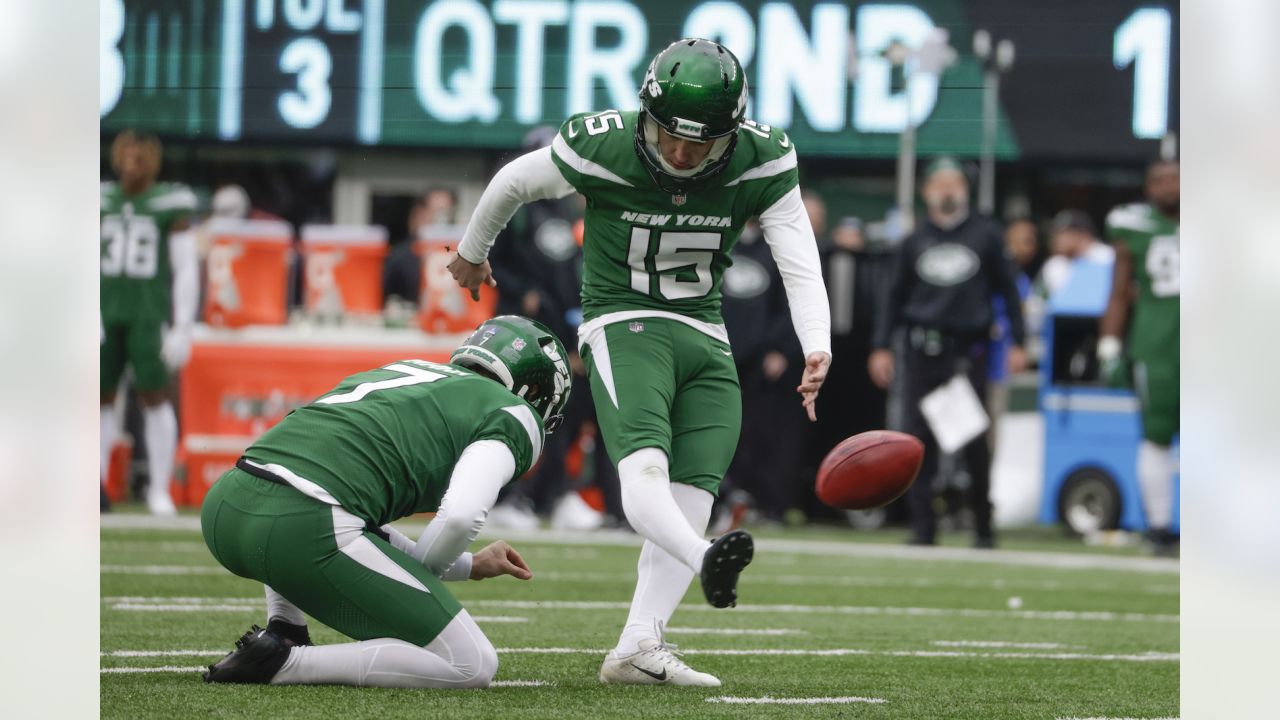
left=100, top=181, right=196, bottom=322
left=243, top=360, right=545, bottom=527
left=1105, top=202, right=1180, bottom=360
left=550, top=110, right=798, bottom=324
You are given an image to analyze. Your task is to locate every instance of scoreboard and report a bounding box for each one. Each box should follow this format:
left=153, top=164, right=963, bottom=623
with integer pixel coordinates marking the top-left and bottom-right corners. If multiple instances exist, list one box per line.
left=100, top=0, right=1177, bottom=160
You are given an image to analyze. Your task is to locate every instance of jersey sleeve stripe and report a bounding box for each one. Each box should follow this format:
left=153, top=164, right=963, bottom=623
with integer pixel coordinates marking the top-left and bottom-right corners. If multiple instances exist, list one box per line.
left=501, top=405, right=544, bottom=464
left=723, top=147, right=798, bottom=187
left=551, top=134, right=634, bottom=187
left=150, top=187, right=198, bottom=212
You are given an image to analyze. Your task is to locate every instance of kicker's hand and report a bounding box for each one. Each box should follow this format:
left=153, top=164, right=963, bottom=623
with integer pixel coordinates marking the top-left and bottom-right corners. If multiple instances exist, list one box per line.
left=447, top=253, right=497, bottom=301
left=796, top=351, right=831, bottom=422
left=470, top=540, right=533, bottom=581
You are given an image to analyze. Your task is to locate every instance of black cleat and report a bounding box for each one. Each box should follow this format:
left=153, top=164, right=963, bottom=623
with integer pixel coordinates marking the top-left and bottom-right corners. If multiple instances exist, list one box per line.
left=700, top=530, right=753, bottom=608
left=203, top=625, right=291, bottom=684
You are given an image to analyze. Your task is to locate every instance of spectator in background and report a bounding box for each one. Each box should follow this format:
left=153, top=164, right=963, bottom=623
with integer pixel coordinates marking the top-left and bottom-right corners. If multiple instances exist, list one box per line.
left=868, top=157, right=1027, bottom=548
left=809, top=213, right=890, bottom=506
left=487, top=127, right=615, bottom=531
left=987, top=221, right=1035, bottom=456
left=383, top=188, right=458, bottom=305
left=720, top=219, right=804, bottom=525
left=1004, top=218, right=1043, bottom=280
left=1037, top=210, right=1115, bottom=298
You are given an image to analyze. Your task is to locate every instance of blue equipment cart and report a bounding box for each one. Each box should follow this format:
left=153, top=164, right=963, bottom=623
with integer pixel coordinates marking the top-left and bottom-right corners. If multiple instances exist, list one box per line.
left=1037, top=261, right=1179, bottom=534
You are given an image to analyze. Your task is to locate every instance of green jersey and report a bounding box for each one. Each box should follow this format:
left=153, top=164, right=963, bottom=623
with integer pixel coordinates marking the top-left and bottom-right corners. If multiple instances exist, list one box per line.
left=100, top=181, right=196, bottom=322
left=1105, top=202, right=1180, bottom=360
left=243, top=360, right=545, bottom=526
left=550, top=110, right=798, bottom=324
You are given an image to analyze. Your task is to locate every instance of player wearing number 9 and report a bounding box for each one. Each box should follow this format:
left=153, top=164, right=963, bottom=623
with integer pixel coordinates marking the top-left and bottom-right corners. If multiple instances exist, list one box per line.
left=100, top=131, right=198, bottom=516
left=1098, top=158, right=1180, bottom=554
left=447, top=39, right=832, bottom=687
left=200, top=316, right=571, bottom=687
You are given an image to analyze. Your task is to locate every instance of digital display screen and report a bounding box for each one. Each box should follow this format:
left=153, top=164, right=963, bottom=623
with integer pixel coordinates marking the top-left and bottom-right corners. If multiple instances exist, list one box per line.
left=100, top=0, right=1177, bottom=159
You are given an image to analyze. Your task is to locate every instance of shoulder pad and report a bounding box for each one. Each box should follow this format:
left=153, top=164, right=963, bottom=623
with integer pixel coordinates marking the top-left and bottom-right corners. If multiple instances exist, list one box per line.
left=551, top=110, right=639, bottom=188
left=722, top=120, right=797, bottom=188
left=150, top=183, right=198, bottom=213
left=1106, top=203, right=1155, bottom=233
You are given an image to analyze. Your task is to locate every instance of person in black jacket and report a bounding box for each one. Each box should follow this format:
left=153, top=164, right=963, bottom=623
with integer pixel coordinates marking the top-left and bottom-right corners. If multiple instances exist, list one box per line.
left=721, top=220, right=805, bottom=523
left=868, top=157, right=1027, bottom=548
left=812, top=214, right=892, bottom=474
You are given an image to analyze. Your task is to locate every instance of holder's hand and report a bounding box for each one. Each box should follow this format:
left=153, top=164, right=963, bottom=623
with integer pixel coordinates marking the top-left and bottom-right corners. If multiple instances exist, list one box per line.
left=447, top=254, right=497, bottom=301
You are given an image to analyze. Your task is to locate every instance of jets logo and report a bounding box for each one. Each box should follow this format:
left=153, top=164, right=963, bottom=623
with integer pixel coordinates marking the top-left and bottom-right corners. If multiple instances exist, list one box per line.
left=643, top=61, right=662, bottom=98
left=916, top=243, right=980, bottom=287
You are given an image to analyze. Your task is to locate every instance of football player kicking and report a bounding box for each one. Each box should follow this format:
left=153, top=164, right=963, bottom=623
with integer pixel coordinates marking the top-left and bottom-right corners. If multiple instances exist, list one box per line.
left=100, top=131, right=198, bottom=515
left=201, top=316, right=571, bottom=688
left=449, top=39, right=831, bottom=687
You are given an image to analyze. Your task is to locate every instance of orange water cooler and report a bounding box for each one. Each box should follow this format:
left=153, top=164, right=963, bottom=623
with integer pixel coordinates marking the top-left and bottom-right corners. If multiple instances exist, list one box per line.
left=204, top=218, right=293, bottom=327
left=300, top=224, right=388, bottom=318
left=415, top=224, right=495, bottom=333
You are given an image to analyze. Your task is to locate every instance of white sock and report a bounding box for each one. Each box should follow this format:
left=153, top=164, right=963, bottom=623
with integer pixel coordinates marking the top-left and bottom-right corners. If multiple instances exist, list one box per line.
left=1137, top=441, right=1176, bottom=529
left=271, top=611, right=497, bottom=689
left=618, top=448, right=711, bottom=573
left=265, top=586, right=306, bottom=626
left=100, top=405, right=117, bottom=485
left=143, top=402, right=177, bottom=501
left=615, top=482, right=714, bottom=656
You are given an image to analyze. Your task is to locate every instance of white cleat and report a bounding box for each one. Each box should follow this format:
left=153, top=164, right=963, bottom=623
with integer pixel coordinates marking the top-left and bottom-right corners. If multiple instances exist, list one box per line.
left=599, top=631, right=721, bottom=687
left=550, top=491, right=605, bottom=531
left=147, top=490, right=177, bottom=517
left=486, top=500, right=540, bottom=531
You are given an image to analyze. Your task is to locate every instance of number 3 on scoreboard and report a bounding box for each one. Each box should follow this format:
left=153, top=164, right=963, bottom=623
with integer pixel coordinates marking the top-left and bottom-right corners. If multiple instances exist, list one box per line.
left=278, top=38, right=333, bottom=130
left=627, top=228, right=721, bottom=301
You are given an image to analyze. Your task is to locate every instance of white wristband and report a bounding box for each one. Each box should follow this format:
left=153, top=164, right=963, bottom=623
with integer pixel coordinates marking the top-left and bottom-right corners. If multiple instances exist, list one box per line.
left=1097, top=336, right=1122, bottom=362
left=440, top=552, right=473, bottom=582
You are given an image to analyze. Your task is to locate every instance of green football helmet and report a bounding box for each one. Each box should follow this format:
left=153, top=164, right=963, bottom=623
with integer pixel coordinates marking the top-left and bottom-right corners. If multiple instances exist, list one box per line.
left=450, top=316, right=572, bottom=433
left=635, top=38, right=748, bottom=193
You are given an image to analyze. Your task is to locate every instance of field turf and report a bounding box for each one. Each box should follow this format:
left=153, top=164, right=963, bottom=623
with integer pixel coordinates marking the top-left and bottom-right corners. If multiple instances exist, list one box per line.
left=101, top=514, right=1178, bottom=719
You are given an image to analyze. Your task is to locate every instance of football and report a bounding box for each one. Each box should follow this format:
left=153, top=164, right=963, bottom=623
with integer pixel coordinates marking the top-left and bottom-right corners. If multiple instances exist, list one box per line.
left=815, top=430, right=926, bottom=510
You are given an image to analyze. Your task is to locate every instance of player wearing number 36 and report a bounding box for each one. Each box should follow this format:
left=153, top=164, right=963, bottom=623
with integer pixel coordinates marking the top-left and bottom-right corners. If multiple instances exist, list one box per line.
left=100, top=132, right=199, bottom=516
left=200, top=316, right=571, bottom=688
left=449, top=39, right=832, bottom=687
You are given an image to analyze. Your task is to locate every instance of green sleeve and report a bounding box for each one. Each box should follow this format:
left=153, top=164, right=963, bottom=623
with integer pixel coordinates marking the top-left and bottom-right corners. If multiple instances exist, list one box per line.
left=549, top=110, right=638, bottom=196
left=737, top=124, right=800, bottom=215
left=475, top=403, right=545, bottom=479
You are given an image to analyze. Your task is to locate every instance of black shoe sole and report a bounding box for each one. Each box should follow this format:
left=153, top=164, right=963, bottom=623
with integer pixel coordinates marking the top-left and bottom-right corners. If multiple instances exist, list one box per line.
left=203, top=626, right=291, bottom=684
left=701, top=530, right=754, bottom=608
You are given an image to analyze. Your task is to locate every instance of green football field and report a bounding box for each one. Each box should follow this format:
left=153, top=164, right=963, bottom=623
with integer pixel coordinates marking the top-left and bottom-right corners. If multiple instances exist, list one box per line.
left=101, top=514, right=1179, bottom=719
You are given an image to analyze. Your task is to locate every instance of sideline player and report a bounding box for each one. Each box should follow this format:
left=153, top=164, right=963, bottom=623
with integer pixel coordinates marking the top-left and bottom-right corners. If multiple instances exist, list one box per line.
left=201, top=316, right=571, bottom=688
left=1099, top=158, right=1180, bottom=555
left=448, top=39, right=831, bottom=686
left=100, top=131, right=198, bottom=515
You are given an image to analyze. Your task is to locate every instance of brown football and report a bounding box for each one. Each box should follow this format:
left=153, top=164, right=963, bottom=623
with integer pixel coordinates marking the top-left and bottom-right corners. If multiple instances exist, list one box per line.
left=815, top=431, right=925, bottom=510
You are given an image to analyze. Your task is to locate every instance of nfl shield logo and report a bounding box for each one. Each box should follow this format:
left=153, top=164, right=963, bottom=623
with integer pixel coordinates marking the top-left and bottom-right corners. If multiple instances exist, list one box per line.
left=671, top=193, right=687, bottom=206
left=628, top=321, right=645, bottom=333
left=511, top=338, right=526, bottom=351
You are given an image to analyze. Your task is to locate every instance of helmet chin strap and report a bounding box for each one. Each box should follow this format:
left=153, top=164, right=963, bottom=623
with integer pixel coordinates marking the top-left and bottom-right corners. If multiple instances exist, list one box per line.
left=641, top=116, right=731, bottom=178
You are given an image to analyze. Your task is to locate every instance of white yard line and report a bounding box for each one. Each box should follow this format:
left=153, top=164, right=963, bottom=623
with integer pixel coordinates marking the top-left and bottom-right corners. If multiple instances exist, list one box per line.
left=102, top=596, right=1178, bottom=624
left=101, top=565, right=224, bottom=575
left=104, top=650, right=222, bottom=657
left=666, top=627, right=806, bottom=636
left=474, top=616, right=529, bottom=623
left=933, top=640, right=1070, bottom=649
left=101, top=666, right=205, bottom=674
left=707, top=696, right=887, bottom=705
left=99, top=514, right=1178, bottom=574
left=101, top=646, right=1178, bottom=668
left=97, top=665, right=547, bottom=687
